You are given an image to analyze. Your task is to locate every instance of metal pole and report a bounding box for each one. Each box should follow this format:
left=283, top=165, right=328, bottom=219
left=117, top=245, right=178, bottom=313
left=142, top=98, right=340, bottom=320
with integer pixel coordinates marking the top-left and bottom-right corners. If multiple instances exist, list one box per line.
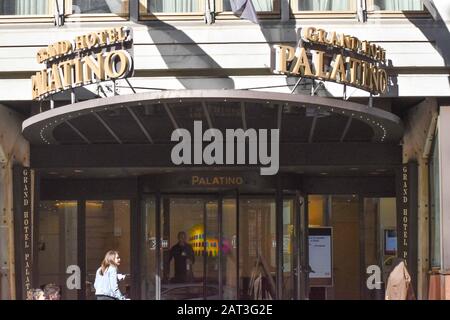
left=236, top=189, right=240, bottom=299
left=303, top=195, right=310, bottom=300
left=203, top=201, right=207, bottom=300
left=218, top=194, right=223, bottom=300
left=290, top=77, right=304, bottom=94
left=295, top=191, right=302, bottom=300
left=155, top=192, right=161, bottom=300
left=0, top=165, right=10, bottom=300
left=77, top=201, right=86, bottom=300
left=113, top=80, right=118, bottom=96
left=71, top=89, right=76, bottom=104
left=276, top=177, right=284, bottom=299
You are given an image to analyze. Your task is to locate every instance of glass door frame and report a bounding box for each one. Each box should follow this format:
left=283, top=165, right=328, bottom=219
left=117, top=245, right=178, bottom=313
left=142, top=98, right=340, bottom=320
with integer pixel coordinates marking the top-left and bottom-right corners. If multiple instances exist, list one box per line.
left=296, top=192, right=309, bottom=300
left=151, top=191, right=238, bottom=300
left=144, top=189, right=307, bottom=301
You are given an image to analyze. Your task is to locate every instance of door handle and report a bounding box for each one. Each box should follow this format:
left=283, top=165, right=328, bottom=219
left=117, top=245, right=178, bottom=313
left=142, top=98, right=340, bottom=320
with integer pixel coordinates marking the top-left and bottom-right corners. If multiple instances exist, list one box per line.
left=297, top=265, right=314, bottom=274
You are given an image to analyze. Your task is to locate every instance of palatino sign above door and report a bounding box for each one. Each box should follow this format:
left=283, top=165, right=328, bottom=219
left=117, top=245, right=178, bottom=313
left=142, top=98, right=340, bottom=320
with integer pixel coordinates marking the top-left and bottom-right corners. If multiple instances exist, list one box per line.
left=273, top=27, right=389, bottom=95
left=31, top=27, right=133, bottom=100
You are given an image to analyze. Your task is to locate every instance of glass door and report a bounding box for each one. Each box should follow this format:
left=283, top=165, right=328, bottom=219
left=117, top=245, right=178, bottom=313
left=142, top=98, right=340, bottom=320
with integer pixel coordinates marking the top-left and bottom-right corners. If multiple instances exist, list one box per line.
left=296, top=193, right=309, bottom=300
left=160, top=197, right=208, bottom=300
left=141, top=193, right=238, bottom=300
left=85, top=200, right=131, bottom=300
left=141, top=191, right=305, bottom=300
left=221, top=191, right=238, bottom=300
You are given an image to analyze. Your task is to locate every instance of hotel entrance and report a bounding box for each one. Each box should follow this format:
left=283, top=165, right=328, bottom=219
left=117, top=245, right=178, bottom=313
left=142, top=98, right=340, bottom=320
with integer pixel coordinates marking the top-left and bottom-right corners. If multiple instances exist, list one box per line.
left=26, top=90, right=404, bottom=300
left=140, top=190, right=307, bottom=301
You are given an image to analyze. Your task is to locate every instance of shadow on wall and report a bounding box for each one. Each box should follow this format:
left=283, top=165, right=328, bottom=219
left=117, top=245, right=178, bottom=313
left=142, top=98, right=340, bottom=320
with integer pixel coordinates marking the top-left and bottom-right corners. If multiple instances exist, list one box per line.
left=135, top=2, right=338, bottom=95
left=406, top=5, right=450, bottom=87
left=138, top=10, right=235, bottom=90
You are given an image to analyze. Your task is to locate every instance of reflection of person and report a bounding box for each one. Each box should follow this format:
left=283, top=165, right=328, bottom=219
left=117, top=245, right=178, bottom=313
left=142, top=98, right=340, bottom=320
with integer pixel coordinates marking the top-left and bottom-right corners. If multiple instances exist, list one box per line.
left=94, top=250, right=127, bottom=300
left=168, top=232, right=195, bottom=283
left=43, top=283, right=61, bottom=300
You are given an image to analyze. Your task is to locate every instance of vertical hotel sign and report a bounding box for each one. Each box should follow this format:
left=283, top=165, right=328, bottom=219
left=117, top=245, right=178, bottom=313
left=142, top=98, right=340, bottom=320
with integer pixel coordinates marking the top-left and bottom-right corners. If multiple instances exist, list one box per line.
left=13, top=166, right=32, bottom=299
left=400, top=165, right=409, bottom=261
left=397, top=162, right=418, bottom=294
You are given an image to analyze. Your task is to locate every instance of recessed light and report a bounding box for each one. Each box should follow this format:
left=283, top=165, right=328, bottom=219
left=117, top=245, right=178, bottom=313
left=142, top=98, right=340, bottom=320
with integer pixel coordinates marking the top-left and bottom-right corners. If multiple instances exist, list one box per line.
left=350, top=168, right=359, bottom=171
left=74, top=170, right=83, bottom=173
left=320, top=172, right=328, bottom=176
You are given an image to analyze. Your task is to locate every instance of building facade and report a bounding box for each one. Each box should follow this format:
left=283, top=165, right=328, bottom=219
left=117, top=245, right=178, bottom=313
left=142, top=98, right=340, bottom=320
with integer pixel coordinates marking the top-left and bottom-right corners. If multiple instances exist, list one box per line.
left=1, top=0, right=449, bottom=300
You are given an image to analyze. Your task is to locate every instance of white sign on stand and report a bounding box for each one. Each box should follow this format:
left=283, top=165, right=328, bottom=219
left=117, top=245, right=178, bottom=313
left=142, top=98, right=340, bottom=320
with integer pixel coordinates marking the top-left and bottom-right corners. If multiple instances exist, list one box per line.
left=309, top=227, right=333, bottom=287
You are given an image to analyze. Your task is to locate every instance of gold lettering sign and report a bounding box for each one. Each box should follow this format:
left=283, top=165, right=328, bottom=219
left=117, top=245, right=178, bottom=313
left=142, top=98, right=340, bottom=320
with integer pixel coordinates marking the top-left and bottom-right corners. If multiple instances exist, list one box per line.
left=273, top=27, right=389, bottom=95
left=31, top=27, right=133, bottom=101
left=192, top=176, right=245, bottom=187
left=402, top=166, right=409, bottom=260
left=22, top=168, right=32, bottom=295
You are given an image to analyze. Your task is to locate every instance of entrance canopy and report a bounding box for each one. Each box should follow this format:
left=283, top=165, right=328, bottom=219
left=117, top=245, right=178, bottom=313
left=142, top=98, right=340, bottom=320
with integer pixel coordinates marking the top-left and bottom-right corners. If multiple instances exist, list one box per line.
left=23, top=90, right=403, bottom=146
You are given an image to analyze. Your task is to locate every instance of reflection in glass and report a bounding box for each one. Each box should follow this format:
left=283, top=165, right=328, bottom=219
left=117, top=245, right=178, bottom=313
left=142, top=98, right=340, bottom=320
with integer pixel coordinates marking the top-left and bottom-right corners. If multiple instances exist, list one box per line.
left=330, top=195, right=360, bottom=300
left=146, top=0, right=201, bottom=13
left=72, top=0, right=128, bottom=14
left=38, top=201, right=78, bottom=300
left=222, top=198, right=237, bottom=299
left=205, top=201, right=219, bottom=300
left=363, top=198, right=397, bottom=299
left=372, top=0, right=422, bottom=11
left=308, top=195, right=327, bottom=227
left=0, top=0, right=49, bottom=15
left=239, top=198, right=276, bottom=300
left=222, top=0, right=273, bottom=12
left=142, top=198, right=157, bottom=300
left=85, top=200, right=131, bottom=300
left=298, top=0, right=351, bottom=11
left=161, top=198, right=205, bottom=300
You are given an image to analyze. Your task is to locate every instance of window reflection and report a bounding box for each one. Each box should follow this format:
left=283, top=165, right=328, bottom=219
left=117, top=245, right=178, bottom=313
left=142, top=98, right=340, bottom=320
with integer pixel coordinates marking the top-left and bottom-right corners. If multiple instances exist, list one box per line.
left=222, top=0, right=274, bottom=12
left=72, top=0, right=128, bottom=14
left=145, top=0, right=202, bottom=13
left=0, top=0, right=49, bottom=15
left=371, top=0, right=422, bottom=11
left=85, top=200, right=131, bottom=300
left=239, top=198, right=277, bottom=300
left=38, top=201, right=78, bottom=300
left=297, top=0, right=352, bottom=11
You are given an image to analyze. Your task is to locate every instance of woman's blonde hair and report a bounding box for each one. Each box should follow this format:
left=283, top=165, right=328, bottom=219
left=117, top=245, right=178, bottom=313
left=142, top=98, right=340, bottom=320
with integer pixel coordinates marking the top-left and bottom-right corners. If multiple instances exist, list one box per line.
left=100, top=250, right=119, bottom=276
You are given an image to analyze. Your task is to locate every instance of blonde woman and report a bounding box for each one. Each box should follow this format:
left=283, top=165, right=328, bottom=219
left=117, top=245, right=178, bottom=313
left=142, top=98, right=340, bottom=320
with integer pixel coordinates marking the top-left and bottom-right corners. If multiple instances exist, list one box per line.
left=94, top=250, right=127, bottom=300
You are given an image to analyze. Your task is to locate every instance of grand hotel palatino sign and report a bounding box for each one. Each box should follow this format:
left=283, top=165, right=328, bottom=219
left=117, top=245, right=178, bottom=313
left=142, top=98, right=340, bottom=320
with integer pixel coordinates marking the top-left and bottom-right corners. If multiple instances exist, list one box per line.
left=31, top=26, right=387, bottom=99
left=273, top=27, right=388, bottom=95
left=31, top=27, right=133, bottom=100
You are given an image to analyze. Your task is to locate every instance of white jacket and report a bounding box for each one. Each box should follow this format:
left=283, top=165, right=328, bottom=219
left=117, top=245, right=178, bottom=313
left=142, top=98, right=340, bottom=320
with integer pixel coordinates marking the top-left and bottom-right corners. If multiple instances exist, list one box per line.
left=94, top=266, right=125, bottom=300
